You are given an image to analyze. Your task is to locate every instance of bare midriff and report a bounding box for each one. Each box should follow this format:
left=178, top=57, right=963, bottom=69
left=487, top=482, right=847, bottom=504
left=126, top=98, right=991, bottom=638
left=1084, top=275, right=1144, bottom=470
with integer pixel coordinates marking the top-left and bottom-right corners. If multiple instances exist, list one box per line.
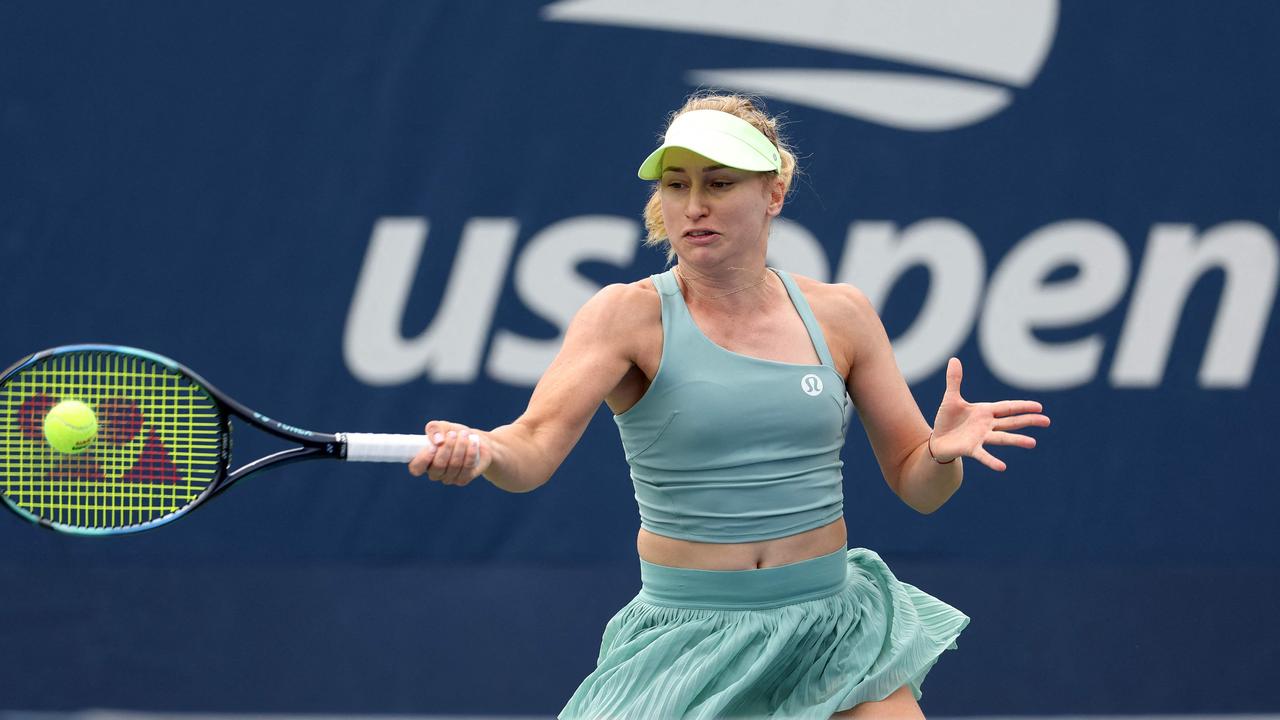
left=636, top=517, right=847, bottom=570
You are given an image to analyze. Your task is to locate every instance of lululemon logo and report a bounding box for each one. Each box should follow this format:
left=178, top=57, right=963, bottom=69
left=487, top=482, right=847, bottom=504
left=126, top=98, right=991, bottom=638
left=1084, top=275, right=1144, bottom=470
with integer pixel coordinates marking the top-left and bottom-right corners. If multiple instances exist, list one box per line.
left=801, top=374, right=823, bottom=396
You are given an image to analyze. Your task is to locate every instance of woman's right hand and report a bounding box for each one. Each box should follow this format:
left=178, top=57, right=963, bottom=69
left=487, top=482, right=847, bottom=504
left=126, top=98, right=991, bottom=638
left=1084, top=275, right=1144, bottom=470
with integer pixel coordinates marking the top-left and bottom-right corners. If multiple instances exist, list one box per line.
left=408, top=420, right=491, bottom=486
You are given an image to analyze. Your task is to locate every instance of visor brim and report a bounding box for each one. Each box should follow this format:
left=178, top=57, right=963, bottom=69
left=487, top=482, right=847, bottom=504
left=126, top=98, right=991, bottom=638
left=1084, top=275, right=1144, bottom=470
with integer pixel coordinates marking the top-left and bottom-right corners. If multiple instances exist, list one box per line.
left=636, top=110, right=782, bottom=180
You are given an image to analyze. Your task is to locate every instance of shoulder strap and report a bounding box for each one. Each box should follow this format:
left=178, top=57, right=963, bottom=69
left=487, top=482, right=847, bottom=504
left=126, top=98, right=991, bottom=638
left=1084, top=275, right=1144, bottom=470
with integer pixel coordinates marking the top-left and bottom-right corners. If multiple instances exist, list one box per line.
left=773, top=269, right=836, bottom=368
left=648, top=269, right=690, bottom=351
left=651, top=269, right=681, bottom=296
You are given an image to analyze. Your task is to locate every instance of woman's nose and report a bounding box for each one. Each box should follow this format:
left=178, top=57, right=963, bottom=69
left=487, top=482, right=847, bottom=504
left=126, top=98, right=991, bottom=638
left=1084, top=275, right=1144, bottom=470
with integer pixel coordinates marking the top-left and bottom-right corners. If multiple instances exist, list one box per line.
left=684, top=186, right=709, bottom=219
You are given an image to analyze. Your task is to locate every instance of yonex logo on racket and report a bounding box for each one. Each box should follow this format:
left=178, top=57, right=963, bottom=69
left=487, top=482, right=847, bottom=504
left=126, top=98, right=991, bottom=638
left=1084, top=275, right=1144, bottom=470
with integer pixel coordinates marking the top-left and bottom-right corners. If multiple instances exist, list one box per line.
left=254, top=412, right=317, bottom=438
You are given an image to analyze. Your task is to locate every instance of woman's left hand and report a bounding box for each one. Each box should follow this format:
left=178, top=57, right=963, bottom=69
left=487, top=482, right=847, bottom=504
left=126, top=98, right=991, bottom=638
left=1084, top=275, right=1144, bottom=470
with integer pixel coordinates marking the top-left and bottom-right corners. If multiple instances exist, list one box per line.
left=929, top=357, right=1051, bottom=472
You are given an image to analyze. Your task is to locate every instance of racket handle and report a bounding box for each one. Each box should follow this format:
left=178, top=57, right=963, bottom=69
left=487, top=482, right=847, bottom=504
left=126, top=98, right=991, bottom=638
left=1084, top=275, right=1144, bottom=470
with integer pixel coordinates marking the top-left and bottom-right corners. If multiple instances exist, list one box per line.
left=341, top=433, right=433, bottom=463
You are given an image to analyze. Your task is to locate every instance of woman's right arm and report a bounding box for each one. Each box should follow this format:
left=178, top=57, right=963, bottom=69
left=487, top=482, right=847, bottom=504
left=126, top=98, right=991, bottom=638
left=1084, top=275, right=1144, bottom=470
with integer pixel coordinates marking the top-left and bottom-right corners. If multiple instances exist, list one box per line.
left=407, top=282, right=648, bottom=492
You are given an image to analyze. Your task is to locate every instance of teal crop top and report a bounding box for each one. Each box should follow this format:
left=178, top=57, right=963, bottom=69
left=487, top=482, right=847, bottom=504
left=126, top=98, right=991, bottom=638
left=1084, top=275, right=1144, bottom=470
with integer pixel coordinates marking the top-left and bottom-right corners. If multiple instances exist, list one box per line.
left=613, top=268, right=848, bottom=543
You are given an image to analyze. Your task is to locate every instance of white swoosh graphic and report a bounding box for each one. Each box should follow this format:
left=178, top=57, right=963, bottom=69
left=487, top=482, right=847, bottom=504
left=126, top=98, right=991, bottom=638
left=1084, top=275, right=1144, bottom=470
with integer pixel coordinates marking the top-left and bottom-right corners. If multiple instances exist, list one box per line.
left=542, top=0, right=1058, bottom=87
left=689, top=68, right=1012, bottom=131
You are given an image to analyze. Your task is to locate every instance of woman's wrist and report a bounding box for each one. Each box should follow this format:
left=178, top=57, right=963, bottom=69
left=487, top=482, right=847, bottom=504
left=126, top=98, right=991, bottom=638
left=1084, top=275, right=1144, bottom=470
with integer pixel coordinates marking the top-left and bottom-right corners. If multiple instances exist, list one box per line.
left=928, top=431, right=957, bottom=464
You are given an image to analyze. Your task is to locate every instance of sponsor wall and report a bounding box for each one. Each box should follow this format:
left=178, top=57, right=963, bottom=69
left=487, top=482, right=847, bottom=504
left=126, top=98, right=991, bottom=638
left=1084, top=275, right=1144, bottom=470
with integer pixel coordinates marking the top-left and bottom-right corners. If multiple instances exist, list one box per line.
left=1, top=0, right=1278, bottom=715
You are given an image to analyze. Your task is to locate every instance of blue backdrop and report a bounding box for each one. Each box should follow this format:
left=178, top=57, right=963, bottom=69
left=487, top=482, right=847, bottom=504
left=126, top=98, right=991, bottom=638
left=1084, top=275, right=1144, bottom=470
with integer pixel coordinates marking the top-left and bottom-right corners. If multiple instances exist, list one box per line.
left=2, top=0, right=1278, bottom=715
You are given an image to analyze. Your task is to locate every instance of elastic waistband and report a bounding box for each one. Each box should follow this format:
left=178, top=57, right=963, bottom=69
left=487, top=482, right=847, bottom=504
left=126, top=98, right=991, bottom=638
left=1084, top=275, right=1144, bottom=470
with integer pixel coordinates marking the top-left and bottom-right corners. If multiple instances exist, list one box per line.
left=638, top=546, right=849, bottom=610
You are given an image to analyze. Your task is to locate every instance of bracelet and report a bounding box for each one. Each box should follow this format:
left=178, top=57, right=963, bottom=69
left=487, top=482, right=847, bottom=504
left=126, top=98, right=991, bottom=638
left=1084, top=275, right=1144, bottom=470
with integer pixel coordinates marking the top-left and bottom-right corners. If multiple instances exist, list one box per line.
left=928, top=432, right=957, bottom=464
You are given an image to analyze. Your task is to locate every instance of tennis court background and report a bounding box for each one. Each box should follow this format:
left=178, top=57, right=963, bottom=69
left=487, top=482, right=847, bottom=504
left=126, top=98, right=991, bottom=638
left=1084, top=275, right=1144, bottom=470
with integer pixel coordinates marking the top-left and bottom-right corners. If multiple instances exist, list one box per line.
left=1, top=0, right=1277, bottom=716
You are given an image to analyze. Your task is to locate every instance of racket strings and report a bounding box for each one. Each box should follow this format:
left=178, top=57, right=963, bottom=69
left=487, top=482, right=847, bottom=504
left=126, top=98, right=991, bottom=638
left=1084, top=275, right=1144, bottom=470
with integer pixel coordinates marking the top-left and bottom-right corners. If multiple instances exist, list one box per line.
left=0, top=350, right=225, bottom=531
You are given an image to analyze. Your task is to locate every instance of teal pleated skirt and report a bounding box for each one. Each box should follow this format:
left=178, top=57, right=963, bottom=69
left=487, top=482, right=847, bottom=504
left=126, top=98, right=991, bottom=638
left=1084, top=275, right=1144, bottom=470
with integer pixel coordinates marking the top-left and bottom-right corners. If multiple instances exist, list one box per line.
left=560, top=547, right=969, bottom=719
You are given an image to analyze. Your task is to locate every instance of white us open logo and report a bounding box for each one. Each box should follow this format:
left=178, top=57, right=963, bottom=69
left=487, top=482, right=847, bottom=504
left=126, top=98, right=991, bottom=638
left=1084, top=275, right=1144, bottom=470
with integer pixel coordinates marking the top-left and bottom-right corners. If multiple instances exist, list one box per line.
left=800, top=374, right=823, bottom=396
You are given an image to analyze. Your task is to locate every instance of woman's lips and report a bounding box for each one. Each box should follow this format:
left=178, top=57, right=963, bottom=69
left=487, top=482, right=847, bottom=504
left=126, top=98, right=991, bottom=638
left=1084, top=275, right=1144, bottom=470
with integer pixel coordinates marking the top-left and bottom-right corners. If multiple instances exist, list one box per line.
left=683, top=230, right=720, bottom=245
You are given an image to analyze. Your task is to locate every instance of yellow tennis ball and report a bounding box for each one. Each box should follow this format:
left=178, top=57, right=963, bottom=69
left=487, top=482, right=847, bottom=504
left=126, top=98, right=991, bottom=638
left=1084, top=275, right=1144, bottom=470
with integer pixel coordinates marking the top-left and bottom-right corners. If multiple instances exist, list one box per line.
left=44, top=400, right=98, bottom=454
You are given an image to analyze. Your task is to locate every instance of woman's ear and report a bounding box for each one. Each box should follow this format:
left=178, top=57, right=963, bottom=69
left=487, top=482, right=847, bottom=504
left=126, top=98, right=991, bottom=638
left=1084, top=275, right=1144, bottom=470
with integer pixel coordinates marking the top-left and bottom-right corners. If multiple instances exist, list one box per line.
left=765, top=175, right=786, bottom=217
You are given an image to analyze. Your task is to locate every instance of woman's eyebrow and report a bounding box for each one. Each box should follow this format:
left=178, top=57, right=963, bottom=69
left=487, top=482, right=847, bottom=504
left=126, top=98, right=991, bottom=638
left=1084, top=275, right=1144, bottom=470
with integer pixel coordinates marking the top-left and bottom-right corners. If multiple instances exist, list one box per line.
left=662, top=164, right=729, bottom=174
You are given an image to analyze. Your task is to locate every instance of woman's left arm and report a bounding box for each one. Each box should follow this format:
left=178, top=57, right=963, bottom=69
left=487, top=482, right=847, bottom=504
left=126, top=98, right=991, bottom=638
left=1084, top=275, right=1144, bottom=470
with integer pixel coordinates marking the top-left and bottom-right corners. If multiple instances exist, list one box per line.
left=836, top=285, right=1051, bottom=513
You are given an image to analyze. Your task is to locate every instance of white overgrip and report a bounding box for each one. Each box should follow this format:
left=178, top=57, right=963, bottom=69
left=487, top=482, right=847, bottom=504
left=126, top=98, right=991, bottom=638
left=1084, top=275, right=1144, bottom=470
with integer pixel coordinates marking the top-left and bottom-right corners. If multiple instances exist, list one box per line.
left=342, top=433, right=433, bottom=463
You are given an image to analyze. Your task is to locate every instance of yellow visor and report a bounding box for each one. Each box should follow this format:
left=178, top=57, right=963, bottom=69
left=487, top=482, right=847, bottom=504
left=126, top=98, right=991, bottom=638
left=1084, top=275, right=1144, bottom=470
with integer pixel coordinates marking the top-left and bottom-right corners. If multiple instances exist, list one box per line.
left=637, top=109, right=781, bottom=180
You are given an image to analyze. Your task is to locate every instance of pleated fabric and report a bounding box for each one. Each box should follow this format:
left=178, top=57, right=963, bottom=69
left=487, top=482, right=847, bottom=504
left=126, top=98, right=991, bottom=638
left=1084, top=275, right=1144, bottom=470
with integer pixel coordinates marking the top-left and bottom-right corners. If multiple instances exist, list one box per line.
left=560, top=547, right=969, bottom=719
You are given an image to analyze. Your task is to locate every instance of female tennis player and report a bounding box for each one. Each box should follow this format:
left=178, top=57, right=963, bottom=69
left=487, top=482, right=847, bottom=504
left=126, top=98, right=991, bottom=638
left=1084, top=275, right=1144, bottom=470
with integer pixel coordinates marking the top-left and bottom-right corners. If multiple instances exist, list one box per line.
left=409, top=93, right=1050, bottom=718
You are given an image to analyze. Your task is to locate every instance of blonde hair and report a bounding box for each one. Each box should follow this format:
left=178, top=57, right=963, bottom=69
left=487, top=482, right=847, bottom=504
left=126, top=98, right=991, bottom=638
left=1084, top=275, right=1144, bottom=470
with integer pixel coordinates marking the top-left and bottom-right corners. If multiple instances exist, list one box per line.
left=642, top=93, right=798, bottom=262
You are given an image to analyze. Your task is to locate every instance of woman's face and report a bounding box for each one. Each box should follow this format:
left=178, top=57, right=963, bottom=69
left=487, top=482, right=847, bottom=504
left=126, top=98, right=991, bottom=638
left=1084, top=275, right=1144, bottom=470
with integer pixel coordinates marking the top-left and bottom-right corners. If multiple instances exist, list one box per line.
left=658, top=147, right=784, bottom=266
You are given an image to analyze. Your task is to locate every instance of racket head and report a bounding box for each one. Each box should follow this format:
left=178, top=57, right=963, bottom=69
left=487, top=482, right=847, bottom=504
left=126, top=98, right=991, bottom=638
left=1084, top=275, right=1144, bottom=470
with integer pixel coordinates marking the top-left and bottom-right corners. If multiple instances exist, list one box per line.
left=0, top=345, right=230, bottom=535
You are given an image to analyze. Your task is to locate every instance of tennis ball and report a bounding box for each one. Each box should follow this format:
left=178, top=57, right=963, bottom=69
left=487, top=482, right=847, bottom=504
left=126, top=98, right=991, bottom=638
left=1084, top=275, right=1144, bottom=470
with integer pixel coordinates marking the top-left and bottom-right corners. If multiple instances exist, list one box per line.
left=43, top=400, right=98, bottom=454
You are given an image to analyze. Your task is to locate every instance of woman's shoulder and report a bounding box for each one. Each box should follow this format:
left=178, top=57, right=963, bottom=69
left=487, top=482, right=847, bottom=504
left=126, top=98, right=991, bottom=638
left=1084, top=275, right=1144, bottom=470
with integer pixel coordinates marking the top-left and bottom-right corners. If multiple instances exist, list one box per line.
left=598, top=276, right=661, bottom=309
left=783, top=272, right=881, bottom=372
left=784, top=272, right=877, bottom=321
left=572, top=277, right=662, bottom=334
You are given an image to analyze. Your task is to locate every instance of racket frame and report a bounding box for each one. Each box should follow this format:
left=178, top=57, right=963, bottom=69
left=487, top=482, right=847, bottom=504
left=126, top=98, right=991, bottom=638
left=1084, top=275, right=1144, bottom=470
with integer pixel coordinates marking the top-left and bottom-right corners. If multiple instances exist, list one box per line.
left=0, top=344, right=348, bottom=535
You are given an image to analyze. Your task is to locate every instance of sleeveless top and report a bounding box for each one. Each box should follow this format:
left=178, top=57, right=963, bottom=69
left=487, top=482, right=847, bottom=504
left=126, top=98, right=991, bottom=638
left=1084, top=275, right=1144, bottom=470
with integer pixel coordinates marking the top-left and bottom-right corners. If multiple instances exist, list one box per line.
left=613, top=268, right=848, bottom=543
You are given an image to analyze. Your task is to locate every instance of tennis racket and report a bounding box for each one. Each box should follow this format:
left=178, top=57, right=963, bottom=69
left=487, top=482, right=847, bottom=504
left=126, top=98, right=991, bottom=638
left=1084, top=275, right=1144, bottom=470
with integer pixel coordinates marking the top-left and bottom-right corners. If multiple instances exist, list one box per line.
left=0, top=344, right=431, bottom=535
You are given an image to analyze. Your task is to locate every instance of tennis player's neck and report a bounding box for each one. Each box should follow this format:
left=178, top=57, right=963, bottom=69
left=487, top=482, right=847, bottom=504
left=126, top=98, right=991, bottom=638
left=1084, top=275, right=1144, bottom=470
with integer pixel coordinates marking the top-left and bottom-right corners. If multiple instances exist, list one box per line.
left=675, top=263, right=774, bottom=308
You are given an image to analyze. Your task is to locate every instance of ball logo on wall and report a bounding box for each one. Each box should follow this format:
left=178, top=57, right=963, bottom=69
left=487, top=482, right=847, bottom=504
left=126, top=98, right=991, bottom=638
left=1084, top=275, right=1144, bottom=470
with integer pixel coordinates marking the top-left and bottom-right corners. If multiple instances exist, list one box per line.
left=541, top=0, right=1059, bottom=131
